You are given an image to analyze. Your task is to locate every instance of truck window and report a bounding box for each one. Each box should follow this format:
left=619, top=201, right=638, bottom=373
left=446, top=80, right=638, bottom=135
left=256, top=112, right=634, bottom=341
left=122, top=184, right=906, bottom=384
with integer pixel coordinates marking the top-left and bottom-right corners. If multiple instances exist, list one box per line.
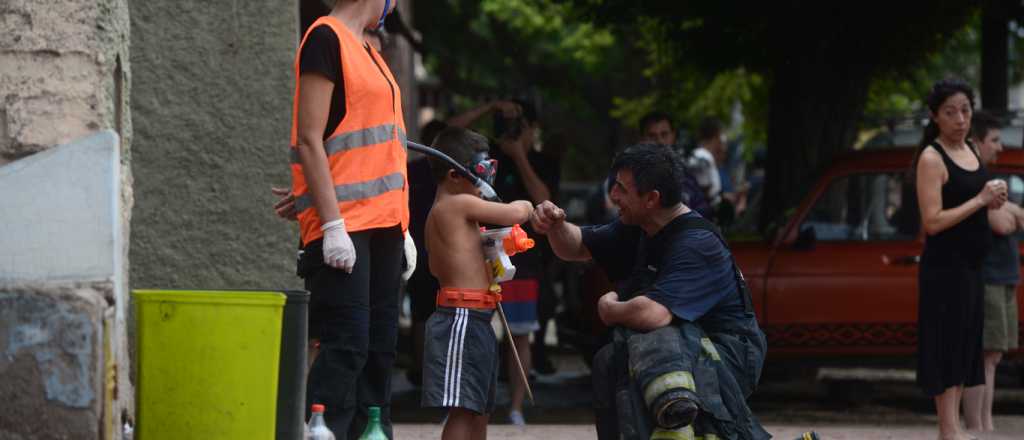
left=800, top=173, right=918, bottom=241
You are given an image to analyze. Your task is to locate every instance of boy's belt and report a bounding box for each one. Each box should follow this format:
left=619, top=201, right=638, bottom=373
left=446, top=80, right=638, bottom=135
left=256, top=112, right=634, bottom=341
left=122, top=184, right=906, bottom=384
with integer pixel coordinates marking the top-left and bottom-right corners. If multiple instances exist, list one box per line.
left=436, top=287, right=502, bottom=310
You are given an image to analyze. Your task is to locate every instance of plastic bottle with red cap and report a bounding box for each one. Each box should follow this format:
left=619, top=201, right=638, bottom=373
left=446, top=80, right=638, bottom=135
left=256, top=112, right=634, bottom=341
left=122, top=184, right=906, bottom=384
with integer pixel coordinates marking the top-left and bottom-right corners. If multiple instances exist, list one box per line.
left=306, top=404, right=335, bottom=440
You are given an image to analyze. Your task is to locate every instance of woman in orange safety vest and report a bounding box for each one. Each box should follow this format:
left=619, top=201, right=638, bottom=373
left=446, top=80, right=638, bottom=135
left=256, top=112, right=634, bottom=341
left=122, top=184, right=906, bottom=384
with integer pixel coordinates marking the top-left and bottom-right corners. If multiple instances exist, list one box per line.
left=289, top=0, right=408, bottom=437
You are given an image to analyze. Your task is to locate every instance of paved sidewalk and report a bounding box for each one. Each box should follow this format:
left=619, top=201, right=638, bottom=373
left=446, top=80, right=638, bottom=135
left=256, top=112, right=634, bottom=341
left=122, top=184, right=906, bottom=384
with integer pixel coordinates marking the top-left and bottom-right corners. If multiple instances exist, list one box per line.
left=395, top=418, right=1024, bottom=439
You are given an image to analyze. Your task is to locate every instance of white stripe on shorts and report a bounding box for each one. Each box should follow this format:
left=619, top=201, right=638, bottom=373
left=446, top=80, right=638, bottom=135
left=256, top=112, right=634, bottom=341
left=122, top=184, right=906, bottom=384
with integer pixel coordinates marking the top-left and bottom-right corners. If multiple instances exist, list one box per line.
left=453, top=308, right=468, bottom=406
left=442, top=309, right=459, bottom=406
left=443, top=308, right=469, bottom=406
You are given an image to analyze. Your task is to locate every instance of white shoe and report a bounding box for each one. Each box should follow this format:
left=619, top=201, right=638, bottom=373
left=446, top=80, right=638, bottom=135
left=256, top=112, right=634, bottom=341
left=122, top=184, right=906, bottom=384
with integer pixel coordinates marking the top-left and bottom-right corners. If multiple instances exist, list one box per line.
left=509, top=410, right=526, bottom=426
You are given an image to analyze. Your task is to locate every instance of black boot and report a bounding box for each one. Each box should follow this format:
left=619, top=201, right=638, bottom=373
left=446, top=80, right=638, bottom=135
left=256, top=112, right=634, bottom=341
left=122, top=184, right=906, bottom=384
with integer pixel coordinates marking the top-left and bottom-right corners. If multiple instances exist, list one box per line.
left=651, top=388, right=700, bottom=429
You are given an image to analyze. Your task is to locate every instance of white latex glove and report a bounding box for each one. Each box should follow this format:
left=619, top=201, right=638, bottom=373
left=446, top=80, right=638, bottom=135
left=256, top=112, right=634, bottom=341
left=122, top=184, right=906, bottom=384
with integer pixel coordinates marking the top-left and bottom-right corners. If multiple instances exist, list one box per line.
left=401, top=229, right=417, bottom=281
left=321, top=219, right=356, bottom=273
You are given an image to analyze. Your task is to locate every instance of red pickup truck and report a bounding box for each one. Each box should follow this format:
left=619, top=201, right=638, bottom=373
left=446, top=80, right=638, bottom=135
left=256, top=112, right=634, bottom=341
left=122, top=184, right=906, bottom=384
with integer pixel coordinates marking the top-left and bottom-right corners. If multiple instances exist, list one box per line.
left=733, top=147, right=1024, bottom=357
left=558, top=147, right=1024, bottom=368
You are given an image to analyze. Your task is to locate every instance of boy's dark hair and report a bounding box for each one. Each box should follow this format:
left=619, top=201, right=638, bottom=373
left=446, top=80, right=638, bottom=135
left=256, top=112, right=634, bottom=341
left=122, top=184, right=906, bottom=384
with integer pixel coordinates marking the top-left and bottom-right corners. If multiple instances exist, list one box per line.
left=639, top=111, right=673, bottom=132
left=611, top=143, right=685, bottom=207
left=697, top=117, right=723, bottom=142
left=420, top=119, right=448, bottom=145
left=428, top=127, right=490, bottom=183
left=971, top=110, right=1002, bottom=142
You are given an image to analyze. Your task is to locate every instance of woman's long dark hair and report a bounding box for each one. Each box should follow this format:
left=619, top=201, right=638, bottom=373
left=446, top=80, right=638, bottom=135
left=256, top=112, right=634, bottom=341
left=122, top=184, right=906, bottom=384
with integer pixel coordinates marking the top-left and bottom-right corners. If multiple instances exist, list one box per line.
left=898, top=78, right=976, bottom=234
left=910, top=78, right=977, bottom=176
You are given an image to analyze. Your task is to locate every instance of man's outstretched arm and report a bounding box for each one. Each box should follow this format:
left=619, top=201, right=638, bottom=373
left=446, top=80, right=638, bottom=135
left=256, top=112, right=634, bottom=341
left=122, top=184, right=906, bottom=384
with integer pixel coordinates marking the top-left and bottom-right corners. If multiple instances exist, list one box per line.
left=530, top=200, right=591, bottom=261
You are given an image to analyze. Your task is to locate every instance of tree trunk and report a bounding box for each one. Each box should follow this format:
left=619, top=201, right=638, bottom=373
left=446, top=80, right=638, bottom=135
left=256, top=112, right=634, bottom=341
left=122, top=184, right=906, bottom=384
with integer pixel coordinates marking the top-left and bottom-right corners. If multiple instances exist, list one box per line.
left=981, top=0, right=1009, bottom=113
left=760, top=43, right=874, bottom=233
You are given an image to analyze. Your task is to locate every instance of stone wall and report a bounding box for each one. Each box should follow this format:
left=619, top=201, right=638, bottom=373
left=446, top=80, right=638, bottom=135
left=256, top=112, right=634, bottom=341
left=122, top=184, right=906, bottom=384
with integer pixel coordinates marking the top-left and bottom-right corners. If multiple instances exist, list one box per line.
left=0, top=131, right=131, bottom=440
left=1, top=0, right=132, bottom=438
left=0, top=282, right=109, bottom=439
left=0, top=0, right=131, bottom=164
left=128, top=0, right=299, bottom=291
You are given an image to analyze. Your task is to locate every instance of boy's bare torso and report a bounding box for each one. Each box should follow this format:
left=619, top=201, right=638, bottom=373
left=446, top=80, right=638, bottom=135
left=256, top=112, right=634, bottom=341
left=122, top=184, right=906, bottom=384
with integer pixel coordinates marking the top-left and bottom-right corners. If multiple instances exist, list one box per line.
left=425, top=194, right=493, bottom=293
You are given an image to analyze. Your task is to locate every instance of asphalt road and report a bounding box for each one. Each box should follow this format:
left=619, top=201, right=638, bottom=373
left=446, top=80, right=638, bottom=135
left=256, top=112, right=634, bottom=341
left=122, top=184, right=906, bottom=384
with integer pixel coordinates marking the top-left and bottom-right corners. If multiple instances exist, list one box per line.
left=393, top=421, right=1024, bottom=440
left=390, top=347, right=1024, bottom=439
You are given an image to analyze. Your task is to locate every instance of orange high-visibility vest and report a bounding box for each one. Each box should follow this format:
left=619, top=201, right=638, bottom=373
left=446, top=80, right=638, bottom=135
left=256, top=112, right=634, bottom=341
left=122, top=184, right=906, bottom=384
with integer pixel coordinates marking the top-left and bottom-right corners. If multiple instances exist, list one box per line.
left=290, top=16, right=409, bottom=246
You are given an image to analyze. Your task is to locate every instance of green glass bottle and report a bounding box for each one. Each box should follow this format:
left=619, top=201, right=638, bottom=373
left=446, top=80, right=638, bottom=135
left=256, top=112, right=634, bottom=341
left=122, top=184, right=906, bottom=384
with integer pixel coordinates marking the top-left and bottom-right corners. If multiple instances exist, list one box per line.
left=358, top=407, right=388, bottom=440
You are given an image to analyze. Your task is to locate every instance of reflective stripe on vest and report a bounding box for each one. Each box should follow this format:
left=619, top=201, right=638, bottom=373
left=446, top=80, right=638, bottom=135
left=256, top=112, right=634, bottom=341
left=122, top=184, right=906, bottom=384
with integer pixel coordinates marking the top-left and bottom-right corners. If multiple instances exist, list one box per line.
left=293, top=172, right=405, bottom=213
left=288, top=124, right=408, bottom=164
left=289, top=16, right=408, bottom=244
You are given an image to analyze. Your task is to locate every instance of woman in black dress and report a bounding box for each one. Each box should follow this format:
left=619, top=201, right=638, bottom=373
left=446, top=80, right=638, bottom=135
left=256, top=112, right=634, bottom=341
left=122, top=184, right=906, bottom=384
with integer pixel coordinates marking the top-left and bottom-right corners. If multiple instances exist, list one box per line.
left=915, top=79, right=1008, bottom=440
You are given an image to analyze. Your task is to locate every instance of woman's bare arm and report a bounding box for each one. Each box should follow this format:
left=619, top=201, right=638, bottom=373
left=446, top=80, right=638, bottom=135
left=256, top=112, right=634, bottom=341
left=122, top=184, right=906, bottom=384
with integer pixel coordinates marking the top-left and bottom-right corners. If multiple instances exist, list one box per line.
left=916, top=147, right=986, bottom=235
left=294, top=73, right=341, bottom=224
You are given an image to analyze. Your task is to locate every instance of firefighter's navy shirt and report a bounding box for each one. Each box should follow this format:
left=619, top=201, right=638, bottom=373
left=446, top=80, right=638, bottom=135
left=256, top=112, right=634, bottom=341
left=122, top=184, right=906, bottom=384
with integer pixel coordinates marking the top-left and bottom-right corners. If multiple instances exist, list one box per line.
left=580, top=211, right=745, bottom=322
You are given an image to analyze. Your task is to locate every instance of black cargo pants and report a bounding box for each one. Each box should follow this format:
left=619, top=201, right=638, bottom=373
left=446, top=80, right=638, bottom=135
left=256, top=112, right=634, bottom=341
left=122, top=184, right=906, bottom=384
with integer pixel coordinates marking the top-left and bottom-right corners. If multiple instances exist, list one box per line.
left=299, top=225, right=403, bottom=440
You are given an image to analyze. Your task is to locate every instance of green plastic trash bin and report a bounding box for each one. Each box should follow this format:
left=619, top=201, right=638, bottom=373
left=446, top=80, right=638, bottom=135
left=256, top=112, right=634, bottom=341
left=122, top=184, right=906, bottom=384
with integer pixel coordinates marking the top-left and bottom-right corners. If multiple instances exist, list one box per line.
left=134, top=289, right=286, bottom=440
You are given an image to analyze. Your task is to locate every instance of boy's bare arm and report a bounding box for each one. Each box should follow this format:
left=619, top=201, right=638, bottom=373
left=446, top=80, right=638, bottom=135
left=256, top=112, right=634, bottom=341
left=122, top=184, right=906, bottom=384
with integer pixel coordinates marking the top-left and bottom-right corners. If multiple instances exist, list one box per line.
left=450, top=194, right=533, bottom=226
left=989, top=203, right=1017, bottom=235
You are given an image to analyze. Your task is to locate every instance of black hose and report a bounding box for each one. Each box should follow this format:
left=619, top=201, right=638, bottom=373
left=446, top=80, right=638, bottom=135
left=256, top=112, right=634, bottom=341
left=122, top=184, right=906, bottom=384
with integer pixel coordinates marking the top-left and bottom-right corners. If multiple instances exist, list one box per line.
left=407, top=140, right=501, bottom=202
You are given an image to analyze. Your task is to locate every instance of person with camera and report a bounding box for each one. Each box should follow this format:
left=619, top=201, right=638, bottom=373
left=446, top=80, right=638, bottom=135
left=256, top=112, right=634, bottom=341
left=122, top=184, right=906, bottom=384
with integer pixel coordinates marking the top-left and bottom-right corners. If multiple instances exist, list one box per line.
left=530, top=144, right=768, bottom=439
left=427, top=99, right=559, bottom=425
left=488, top=100, right=559, bottom=426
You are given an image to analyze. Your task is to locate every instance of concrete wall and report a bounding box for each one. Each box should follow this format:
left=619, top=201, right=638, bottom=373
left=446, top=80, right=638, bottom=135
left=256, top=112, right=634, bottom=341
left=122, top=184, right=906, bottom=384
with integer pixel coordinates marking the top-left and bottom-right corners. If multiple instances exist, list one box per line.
left=1, top=0, right=132, bottom=438
left=0, top=131, right=130, bottom=440
left=129, top=0, right=299, bottom=290
left=0, top=0, right=132, bottom=164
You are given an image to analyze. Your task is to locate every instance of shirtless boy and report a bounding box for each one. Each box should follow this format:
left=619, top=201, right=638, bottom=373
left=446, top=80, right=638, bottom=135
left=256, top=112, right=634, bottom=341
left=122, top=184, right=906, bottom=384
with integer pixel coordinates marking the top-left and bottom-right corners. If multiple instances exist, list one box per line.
left=420, top=127, right=534, bottom=439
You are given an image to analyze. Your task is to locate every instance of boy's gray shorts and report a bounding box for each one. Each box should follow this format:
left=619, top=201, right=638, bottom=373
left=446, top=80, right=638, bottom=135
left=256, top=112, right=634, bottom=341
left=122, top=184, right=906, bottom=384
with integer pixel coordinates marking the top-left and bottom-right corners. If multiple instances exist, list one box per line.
left=421, top=306, right=498, bottom=415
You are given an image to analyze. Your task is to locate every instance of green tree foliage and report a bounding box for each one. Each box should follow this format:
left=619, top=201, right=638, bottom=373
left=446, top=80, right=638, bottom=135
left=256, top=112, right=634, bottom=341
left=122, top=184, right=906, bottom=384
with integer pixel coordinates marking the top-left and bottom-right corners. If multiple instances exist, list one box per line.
left=414, top=0, right=630, bottom=180
left=414, top=1, right=1024, bottom=231
left=864, top=13, right=982, bottom=122
left=569, top=0, right=979, bottom=231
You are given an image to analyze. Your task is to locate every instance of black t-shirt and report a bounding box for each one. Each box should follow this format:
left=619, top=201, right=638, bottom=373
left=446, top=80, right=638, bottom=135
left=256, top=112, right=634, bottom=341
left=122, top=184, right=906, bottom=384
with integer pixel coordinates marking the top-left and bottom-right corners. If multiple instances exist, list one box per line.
left=492, top=149, right=561, bottom=205
left=490, top=148, right=561, bottom=278
left=299, top=25, right=346, bottom=140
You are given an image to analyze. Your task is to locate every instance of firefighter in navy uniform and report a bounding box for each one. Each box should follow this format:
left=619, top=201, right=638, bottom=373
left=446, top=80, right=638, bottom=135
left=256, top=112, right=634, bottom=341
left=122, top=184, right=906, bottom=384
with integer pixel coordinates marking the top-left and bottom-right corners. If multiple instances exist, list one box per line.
left=530, top=144, right=770, bottom=440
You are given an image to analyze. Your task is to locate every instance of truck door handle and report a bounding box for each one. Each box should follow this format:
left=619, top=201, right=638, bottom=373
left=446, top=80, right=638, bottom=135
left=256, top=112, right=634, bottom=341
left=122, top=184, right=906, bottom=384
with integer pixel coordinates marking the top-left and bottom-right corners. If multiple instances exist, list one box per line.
left=882, top=255, right=919, bottom=265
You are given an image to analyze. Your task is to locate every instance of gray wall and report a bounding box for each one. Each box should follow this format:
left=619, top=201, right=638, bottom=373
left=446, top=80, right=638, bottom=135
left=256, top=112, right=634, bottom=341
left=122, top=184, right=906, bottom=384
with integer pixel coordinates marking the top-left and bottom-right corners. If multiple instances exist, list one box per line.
left=129, top=0, right=300, bottom=290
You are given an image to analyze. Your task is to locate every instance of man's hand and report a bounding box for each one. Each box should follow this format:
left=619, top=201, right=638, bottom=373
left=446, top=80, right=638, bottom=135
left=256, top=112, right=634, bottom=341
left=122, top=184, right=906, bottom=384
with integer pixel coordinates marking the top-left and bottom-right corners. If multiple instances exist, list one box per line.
left=491, top=100, right=522, bottom=118
left=272, top=187, right=298, bottom=220
left=530, top=200, right=566, bottom=234
left=322, top=219, right=356, bottom=273
left=597, top=291, right=620, bottom=326
left=401, top=230, right=417, bottom=281
left=498, top=131, right=527, bottom=160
